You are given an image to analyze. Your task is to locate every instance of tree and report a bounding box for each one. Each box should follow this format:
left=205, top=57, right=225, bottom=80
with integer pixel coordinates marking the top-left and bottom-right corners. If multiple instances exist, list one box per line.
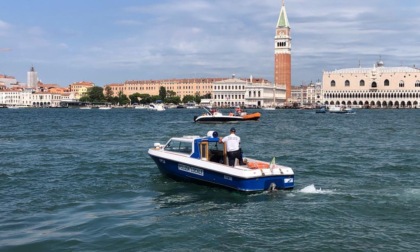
left=129, top=93, right=142, bottom=104
left=201, top=93, right=211, bottom=99
left=165, top=96, right=181, bottom=104
left=194, top=92, right=201, bottom=104
left=151, top=95, right=162, bottom=103
left=159, top=86, right=166, bottom=100
left=104, top=86, right=114, bottom=102
left=79, top=95, right=90, bottom=102
left=182, top=95, right=195, bottom=104
left=138, top=94, right=151, bottom=104
left=167, top=90, right=177, bottom=98
left=83, top=86, right=105, bottom=102
left=118, top=91, right=130, bottom=105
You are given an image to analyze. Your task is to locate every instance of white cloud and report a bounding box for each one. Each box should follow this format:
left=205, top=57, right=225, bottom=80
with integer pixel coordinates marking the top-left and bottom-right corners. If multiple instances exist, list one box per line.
left=2, top=0, right=419, bottom=85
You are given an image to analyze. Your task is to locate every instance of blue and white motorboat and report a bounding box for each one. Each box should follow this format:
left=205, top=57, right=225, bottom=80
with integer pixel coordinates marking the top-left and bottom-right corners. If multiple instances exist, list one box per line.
left=148, top=131, right=294, bottom=192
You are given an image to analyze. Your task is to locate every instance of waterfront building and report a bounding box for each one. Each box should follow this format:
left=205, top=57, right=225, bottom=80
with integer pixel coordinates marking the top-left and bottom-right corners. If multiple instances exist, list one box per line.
left=323, top=60, right=420, bottom=108
left=0, top=74, right=18, bottom=89
left=290, top=85, right=307, bottom=107
left=27, top=66, right=38, bottom=89
left=274, top=1, right=292, bottom=100
left=212, top=77, right=246, bottom=108
left=245, top=82, right=286, bottom=108
left=211, top=76, right=285, bottom=108
left=0, top=81, right=75, bottom=107
left=69, top=81, right=94, bottom=99
left=122, top=78, right=221, bottom=99
left=306, top=81, right=323, bottom=105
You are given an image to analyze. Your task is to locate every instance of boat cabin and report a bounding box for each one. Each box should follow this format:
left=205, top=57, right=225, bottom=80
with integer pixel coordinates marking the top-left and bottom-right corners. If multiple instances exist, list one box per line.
left=163, top=132, right=229, bottom=165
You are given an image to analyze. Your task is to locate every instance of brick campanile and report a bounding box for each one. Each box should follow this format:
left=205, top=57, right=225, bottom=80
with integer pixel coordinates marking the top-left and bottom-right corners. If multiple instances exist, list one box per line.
left=274, top=0, right=292, bottom=100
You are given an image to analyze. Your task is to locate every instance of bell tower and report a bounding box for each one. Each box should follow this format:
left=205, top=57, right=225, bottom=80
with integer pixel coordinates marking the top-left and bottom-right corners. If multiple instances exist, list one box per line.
left=274, top=0, right=291, bottom=100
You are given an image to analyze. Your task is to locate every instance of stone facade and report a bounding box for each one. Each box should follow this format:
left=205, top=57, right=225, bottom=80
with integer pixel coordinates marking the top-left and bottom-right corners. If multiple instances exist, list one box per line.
left=323, top=61, right=420, bottom=108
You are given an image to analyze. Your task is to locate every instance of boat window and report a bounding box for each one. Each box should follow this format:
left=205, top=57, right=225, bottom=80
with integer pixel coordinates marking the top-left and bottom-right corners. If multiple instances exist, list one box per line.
left=164, top=140, right=192, bottom=154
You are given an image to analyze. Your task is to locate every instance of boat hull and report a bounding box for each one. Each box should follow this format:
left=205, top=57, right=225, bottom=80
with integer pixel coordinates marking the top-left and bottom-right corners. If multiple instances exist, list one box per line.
left=149, top=152, right=294, bottom=192
left=242, top=112, right=261, bottom=120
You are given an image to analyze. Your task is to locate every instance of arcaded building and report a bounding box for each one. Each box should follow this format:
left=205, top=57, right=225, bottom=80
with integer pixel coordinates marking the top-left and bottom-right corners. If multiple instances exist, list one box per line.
left=322, top=61, right=420, bottom=108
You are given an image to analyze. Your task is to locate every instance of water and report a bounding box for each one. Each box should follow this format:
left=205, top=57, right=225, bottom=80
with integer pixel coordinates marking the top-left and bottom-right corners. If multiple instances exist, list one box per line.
left=0, top=108, right=419, bottom=251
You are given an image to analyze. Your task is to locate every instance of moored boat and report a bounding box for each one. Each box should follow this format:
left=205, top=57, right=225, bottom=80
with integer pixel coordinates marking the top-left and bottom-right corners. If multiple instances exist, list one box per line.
left=328, top=105, right=355, bottom=114
left=148, top=103, right=165, bottom=111
left=148, top=131, right=294, bottom=192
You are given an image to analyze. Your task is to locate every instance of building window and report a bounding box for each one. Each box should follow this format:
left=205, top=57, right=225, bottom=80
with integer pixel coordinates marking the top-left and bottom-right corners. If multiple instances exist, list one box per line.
left=360, top=80, right=365, bottom=86
left=415, top=80, right=420, bottom=87
left=384, top=79, right=390, bottom=86
left=331, top=80, right=336, bottom=87
left=399, top=81, right=404, bottom=88
left=371, top=82, right=377, bottom=88
left=345, top=80, right=350, bottom=87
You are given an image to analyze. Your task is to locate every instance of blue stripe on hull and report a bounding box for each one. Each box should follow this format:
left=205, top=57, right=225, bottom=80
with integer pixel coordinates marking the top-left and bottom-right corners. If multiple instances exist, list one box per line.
left=150, top=156, right=294, bottom=192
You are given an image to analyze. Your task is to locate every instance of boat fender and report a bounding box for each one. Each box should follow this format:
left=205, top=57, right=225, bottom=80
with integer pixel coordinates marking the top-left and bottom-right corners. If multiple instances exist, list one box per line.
left=268, top=183, right=277, bottom=191
left=154, top=143, right=162, bottom=150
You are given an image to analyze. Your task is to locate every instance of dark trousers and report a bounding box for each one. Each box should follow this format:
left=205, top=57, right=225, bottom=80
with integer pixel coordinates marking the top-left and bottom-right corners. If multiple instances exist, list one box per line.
left=227, top=150, right=244, bottom=166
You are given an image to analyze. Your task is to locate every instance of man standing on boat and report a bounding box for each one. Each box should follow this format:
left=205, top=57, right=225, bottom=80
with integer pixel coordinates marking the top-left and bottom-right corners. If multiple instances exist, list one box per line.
left=219, top=127, right=244, bottom=166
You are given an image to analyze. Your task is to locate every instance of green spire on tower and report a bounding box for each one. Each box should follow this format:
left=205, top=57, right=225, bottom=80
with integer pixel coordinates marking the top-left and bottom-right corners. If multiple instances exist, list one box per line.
left=277, top=0, right=290, bottom=28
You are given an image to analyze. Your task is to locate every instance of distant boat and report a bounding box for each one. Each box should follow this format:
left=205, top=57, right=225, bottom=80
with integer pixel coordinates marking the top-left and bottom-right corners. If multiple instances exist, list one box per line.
left=7, top=105, right=28, bottom=109
left=134, top=105, right=147, bottom=109
left=148, top=103, right=165, bottom=111
left=194, top=107, right=261, bottom=123
left=98, top=106, right=112, bottom=110
left=315, top=107, right=326, bottom=113
left=328, top=105, right=355, bottom=114
left=185, top=101, right=198, bottom=109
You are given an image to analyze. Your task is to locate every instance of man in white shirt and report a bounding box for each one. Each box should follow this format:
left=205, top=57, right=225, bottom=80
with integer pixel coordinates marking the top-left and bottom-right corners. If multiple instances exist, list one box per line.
left=219, top=127, right=244, bottom=166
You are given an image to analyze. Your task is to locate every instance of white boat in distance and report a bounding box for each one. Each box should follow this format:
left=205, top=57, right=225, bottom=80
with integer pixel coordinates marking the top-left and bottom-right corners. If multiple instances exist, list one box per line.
left=148, top=103, right=165, bottom=111
left=328, top=105, right=355, bottom=114
left=7, top=105, right=28, bottom=109
left=134, top=105, right=147, bottom=109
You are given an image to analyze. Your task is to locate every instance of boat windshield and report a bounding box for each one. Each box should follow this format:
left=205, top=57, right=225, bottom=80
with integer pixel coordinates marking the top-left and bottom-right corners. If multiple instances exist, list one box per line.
left=164, top=139, right=193, bottom=154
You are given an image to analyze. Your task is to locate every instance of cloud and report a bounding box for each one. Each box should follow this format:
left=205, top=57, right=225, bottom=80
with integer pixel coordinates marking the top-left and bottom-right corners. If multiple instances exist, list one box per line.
left=1, top=0, right=419, bottom=86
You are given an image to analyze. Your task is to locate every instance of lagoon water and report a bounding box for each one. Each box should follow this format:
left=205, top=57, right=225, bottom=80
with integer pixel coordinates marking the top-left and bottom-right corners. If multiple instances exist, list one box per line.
left=0, top=108, right=419, bottom=251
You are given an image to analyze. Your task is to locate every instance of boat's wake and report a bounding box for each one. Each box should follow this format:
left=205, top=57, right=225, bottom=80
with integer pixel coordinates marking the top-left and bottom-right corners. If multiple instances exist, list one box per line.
left=299, top=184, right=335, bottom=194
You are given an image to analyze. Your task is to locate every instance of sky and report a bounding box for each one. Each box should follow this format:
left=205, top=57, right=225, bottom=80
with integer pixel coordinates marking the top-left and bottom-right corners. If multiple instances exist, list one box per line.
left=1, top=0, right=419, bottom=86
